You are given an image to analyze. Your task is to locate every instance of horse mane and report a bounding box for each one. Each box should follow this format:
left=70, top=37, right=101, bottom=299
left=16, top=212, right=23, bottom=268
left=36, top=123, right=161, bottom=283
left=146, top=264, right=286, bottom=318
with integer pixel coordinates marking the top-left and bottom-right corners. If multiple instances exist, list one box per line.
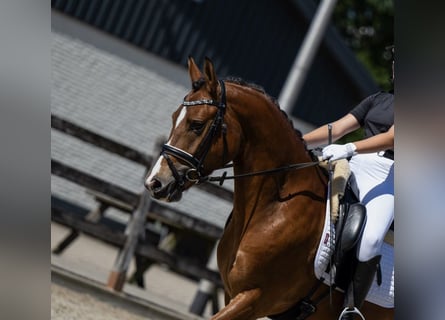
left=223, top=77, right=307, bottom=149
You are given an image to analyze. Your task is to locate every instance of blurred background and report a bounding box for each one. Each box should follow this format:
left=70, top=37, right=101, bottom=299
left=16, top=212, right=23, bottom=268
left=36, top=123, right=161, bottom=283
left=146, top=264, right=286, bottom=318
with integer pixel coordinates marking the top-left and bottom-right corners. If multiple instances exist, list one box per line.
left=15, top=1, right=445, bottom=320
left=49, top=1, right=394, bottom=319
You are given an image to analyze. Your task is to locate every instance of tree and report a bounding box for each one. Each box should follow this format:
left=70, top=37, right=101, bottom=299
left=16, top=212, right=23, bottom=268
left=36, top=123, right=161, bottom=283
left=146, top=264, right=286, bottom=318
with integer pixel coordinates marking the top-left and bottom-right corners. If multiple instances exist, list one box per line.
left=331, top=0, right=394, bottom=91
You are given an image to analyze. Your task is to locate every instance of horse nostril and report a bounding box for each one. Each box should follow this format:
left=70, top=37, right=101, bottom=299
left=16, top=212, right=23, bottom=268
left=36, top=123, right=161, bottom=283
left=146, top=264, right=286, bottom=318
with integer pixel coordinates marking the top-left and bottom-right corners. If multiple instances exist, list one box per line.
left=145, top=178, right=161, bottom=192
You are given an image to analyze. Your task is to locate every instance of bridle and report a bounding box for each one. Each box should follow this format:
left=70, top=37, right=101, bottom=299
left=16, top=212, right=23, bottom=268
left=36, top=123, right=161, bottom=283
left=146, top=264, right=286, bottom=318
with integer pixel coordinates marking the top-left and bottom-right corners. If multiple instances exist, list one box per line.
left=160, top=79, right=228, bottom=188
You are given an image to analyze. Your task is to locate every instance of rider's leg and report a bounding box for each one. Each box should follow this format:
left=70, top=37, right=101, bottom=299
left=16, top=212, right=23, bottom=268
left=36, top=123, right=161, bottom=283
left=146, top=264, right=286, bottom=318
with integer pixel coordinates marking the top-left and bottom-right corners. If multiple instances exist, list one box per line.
left=342, top=155, right=394, bottom=319
left=356, top=193, right=394, bottom=262
left=341, top=196, right=393, bottom=319
left=340, top=255, right=381, bottom=320
left=350, top=154, right=394, bottom=262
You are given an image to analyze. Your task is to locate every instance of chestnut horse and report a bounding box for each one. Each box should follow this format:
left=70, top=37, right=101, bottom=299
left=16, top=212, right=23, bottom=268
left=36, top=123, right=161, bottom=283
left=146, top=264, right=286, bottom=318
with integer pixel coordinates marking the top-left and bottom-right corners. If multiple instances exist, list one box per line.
left=145, top=57, right=394, bottom=320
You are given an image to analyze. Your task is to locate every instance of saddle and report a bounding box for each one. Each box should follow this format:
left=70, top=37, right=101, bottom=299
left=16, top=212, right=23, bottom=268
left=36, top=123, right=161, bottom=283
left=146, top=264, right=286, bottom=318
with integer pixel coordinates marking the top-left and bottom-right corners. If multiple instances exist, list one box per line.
left=318, top=158, right=381, bottom=291
left=331, top=171, right=370, bottom=290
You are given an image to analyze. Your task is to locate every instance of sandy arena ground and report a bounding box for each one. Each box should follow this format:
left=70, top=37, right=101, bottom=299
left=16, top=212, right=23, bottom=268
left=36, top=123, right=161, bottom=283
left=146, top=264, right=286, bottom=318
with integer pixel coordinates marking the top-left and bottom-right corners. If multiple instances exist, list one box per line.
left=51, top=222, right=218, bottom=320
left=51, top=222, right=273, bottom=320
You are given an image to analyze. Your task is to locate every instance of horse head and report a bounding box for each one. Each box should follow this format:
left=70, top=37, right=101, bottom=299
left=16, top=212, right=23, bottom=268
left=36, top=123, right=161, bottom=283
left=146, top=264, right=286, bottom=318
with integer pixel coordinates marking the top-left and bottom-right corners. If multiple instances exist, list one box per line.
left=145, top=57, right=241, bottom=202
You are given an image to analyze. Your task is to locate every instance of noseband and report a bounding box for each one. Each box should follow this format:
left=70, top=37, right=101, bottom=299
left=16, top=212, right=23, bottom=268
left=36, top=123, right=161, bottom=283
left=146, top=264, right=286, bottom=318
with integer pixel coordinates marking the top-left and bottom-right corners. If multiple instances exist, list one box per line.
left=161, top=80, right=227, bottom=187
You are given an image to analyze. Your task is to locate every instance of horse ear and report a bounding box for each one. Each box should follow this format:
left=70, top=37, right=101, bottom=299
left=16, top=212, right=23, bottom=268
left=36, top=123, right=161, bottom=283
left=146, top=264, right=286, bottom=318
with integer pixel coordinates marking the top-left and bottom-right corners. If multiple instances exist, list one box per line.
left=188, top=56, right=203, bottom=84
left=203, top=57, right=218, bottom=96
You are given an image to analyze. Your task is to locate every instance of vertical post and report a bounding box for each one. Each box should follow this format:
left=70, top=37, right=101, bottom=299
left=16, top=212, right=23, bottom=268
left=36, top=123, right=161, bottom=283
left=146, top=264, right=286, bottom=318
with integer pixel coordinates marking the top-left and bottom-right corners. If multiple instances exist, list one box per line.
left=106, top=136, right=165, bottom=291
left=278, top=0, right=338, bottom=113
left=189, top=241, right=220, bottom=316
left=107, top=189, right=152, bottom=291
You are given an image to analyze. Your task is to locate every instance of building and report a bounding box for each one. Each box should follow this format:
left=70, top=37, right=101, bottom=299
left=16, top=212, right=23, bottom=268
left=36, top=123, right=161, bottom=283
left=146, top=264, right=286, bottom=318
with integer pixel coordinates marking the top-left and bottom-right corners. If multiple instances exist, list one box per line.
left=51, top=0, right=378, bottom=231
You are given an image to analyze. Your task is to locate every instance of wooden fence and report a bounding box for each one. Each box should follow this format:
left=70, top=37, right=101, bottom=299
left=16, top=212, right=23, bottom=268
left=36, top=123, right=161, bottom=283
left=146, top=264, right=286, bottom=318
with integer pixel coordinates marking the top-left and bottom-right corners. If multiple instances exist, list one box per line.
left=51, top=113, right=233, bottom=314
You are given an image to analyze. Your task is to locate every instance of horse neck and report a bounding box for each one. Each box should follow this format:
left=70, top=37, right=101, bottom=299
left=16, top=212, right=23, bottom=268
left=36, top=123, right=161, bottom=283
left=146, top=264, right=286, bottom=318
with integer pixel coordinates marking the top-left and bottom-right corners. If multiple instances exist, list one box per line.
left=221, top=85, right=327, bottom=262
left=224, top=86, right=327, bottom=255
left=227, top=84, right=324, bottom=205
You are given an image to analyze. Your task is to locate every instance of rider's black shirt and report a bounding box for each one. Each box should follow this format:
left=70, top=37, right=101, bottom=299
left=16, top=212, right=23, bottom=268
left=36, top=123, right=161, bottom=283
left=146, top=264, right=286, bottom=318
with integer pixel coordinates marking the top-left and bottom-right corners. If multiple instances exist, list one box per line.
left=349, top=91, right=394, bottom=139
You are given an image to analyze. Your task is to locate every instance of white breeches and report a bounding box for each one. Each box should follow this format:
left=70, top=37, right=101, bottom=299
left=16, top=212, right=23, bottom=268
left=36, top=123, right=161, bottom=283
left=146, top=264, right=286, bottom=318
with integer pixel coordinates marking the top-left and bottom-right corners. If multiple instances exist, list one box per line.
left=349, top=153, right=394, bottom=261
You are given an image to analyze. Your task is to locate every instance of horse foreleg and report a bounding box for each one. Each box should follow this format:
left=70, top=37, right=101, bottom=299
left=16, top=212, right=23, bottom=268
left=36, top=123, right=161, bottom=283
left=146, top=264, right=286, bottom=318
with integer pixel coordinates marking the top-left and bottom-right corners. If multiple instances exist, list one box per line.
left=210, top=288, right=261, bottom=320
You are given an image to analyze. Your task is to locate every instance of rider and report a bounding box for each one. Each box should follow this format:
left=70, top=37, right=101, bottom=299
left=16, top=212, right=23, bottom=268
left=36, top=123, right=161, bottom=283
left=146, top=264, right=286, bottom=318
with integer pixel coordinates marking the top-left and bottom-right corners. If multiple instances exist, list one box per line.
left=303, top=46, right=394, bottom=319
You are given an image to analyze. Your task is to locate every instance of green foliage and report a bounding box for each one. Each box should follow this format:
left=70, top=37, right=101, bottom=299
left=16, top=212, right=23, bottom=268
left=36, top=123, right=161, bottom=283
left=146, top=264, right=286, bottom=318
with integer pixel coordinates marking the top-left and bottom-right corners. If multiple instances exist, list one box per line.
left=329, top=0, right=394, bottom=91
left=338, top=127, right=365, bottom=144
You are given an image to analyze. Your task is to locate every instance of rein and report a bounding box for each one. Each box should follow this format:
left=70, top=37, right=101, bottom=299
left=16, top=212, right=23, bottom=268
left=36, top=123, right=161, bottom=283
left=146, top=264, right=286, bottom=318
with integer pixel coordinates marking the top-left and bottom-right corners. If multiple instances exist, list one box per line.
left=203, top=160, right=322, bottom=186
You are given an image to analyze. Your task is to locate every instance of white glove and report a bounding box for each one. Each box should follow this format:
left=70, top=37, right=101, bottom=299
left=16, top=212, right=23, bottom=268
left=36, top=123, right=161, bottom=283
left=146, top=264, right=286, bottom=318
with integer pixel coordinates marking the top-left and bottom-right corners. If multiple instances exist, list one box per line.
left=322, top=143, right=357, bottom=161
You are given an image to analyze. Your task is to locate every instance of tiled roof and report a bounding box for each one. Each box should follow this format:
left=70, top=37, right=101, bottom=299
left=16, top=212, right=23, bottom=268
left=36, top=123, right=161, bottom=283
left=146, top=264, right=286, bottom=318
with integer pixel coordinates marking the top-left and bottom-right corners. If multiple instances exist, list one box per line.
left=51, top=31, right=232, bottom=228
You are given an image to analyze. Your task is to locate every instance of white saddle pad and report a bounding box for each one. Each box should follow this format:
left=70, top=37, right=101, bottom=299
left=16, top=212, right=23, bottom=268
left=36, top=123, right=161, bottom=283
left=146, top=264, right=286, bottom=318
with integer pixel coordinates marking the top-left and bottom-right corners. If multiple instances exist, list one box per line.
left=314, top=199, right=394, bottom=308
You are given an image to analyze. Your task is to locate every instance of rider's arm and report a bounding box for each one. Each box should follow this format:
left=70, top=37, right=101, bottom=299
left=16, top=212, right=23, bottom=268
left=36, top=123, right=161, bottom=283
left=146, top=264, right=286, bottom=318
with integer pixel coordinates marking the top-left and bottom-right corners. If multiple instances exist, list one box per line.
left=303, top=113, right=360, bottom=148
left=353, top=125, right=394, bottom=153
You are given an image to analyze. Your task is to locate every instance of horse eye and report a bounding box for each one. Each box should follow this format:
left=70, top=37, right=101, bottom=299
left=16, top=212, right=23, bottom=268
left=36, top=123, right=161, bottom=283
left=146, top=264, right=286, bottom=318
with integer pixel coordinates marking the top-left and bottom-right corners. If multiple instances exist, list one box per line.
left=189, top=121, right=205, bottom=134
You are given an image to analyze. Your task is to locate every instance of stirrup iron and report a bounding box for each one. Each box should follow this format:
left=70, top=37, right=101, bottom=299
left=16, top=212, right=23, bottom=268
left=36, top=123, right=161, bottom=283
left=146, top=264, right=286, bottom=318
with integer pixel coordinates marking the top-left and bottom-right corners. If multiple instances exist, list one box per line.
left=338, top=306, right=365, bottom=320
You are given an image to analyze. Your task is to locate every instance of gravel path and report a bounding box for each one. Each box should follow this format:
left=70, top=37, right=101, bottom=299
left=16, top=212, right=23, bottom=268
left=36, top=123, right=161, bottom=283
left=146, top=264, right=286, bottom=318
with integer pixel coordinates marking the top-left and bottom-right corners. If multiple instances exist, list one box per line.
left=51, top=280, right=150, bottom=320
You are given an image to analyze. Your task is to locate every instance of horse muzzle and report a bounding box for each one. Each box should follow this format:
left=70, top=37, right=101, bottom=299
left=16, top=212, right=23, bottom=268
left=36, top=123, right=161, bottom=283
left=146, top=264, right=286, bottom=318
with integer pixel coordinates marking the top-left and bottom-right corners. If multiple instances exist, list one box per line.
left=145, top=175, right=184, bottom=202
left=145, top=150, right=204, bottom=202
